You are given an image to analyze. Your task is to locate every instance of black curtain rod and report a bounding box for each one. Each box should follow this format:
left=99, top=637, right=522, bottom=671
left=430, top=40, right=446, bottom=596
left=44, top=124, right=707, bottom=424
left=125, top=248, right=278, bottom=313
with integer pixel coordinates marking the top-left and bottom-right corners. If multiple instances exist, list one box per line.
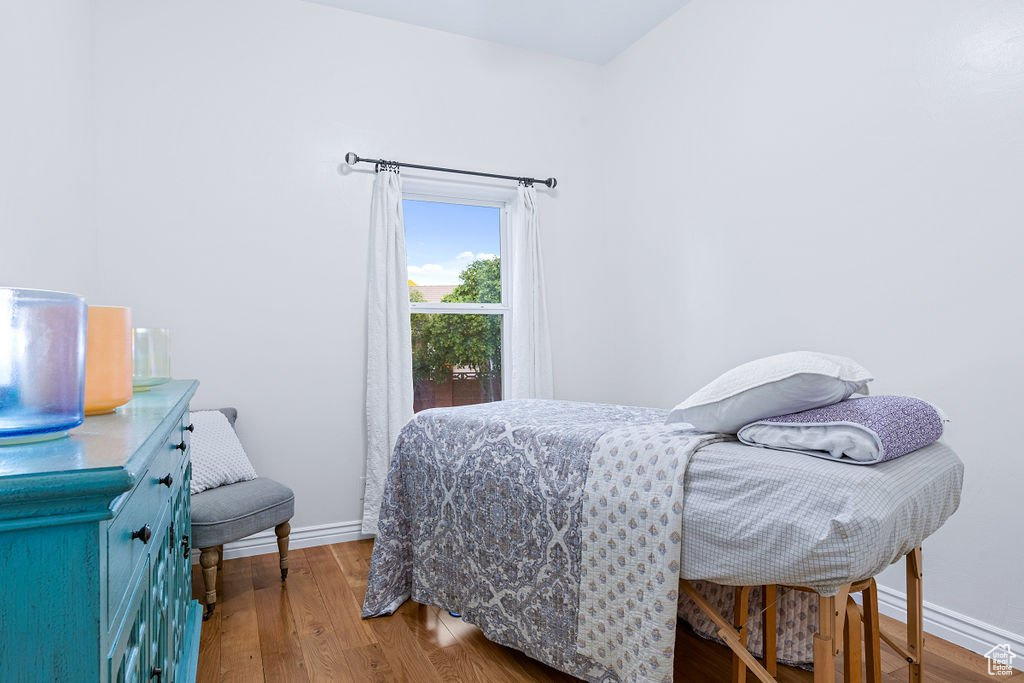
left=344, top=152, right=557, bottom=189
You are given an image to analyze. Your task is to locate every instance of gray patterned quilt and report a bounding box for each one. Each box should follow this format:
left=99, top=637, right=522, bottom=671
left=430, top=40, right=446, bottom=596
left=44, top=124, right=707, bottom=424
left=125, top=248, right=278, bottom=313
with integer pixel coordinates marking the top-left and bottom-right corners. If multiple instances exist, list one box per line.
left=362, top=400, right=729, bottom=682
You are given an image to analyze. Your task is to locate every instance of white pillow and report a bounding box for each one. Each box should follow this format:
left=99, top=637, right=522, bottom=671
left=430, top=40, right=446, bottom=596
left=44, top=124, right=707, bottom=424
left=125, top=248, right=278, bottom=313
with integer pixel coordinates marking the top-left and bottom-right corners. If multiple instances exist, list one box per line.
left=189, top=410, right=258, bottom=495
left=665, top=351, right=873, bottom=434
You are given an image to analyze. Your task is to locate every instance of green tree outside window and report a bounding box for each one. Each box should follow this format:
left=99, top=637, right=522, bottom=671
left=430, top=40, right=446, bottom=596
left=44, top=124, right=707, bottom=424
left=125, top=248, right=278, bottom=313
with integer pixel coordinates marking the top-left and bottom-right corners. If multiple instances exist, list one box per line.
left=410, top=258, right=501, bottom=402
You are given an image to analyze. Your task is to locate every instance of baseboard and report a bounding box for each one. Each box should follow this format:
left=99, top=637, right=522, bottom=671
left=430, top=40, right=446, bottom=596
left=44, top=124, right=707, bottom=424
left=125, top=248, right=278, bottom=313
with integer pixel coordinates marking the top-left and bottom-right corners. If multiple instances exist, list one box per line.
left=191, top=519, right=368, bottom=562
left=873, top=582, right=1024, bottom=671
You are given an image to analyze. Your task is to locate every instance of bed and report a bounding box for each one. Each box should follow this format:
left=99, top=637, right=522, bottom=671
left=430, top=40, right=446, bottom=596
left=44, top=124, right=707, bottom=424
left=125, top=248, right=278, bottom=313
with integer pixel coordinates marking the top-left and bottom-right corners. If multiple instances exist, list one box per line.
left=361, top=399, right=963, bottom=683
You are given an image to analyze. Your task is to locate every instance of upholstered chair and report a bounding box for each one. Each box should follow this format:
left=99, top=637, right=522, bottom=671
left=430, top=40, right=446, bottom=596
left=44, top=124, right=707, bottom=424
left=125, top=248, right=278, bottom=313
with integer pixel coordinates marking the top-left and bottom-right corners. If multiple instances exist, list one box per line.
left=190, top=408, right=295, bottom=619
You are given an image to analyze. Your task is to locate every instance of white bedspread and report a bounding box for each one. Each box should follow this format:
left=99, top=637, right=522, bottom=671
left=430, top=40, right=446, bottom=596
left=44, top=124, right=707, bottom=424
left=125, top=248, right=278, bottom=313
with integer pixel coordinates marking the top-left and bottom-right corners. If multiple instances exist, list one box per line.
left=679, top=440, right=963, bottom=593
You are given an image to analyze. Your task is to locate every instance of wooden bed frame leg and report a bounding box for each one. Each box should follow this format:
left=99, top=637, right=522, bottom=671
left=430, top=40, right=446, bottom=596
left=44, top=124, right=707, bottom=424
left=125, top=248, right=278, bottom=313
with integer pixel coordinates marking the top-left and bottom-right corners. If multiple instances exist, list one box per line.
left=862, top=579, right=883, bottom=683
left=814, top=594, right=838, bottom=683
left=762, top=585, right=777, bottom=677
left=844, top=596, right=863, bottom=683
left=680, top=580, right=776, bottom=683
left=733, top=586, right=752, bottom=683
left=906, top=548, right=924, bottom=683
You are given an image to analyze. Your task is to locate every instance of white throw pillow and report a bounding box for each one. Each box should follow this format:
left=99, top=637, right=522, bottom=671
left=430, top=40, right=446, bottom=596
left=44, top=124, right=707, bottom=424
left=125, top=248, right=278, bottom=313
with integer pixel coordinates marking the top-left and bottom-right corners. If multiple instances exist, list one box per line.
left=666, top=351, right=873, bottom=434
left=189, top=410, right=258, bottom=495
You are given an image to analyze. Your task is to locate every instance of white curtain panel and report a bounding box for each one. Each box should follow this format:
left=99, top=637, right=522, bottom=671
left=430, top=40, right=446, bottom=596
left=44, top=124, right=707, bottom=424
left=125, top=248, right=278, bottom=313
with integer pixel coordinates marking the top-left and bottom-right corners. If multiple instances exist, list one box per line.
left=508, top=184, right=554, bottom=399
left=362, top=169, right=413, bottom=535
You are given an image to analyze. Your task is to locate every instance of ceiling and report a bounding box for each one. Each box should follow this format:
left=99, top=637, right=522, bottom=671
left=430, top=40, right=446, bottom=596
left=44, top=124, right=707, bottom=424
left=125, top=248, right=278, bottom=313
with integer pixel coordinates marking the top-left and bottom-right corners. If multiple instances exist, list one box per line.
left=303, top=0, right=688, bottom=64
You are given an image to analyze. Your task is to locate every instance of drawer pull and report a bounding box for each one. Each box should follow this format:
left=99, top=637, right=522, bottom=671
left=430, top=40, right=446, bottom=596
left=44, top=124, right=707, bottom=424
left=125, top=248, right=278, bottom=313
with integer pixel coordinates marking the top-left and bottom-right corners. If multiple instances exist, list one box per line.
left=181, top=534, right=190, bottom=558
left=151, top=666, right=162, bottom=681
left=186, top=423, right=195, bottom=432
left=158, top=473, right=174, bottom=488
left=131, top=524, right=152, bottom=544
left=176, top=441, right=187, bottom=452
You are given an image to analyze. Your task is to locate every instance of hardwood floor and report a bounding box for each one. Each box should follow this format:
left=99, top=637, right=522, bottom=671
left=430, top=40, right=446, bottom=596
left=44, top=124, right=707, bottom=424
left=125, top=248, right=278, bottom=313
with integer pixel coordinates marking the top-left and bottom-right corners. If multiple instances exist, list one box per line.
left=193, top=540, right=1017, bottom=682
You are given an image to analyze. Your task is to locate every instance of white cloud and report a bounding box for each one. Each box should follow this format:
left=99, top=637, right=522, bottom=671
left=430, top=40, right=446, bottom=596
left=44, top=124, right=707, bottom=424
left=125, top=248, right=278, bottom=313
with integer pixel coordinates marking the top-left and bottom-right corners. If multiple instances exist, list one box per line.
left=408, top=253, right=499, bottom=286
left=408, top=263, right=444, bottom=274
left=455, top=251, right=496, bottom=261
left=408, top=263, right=461, bottom=285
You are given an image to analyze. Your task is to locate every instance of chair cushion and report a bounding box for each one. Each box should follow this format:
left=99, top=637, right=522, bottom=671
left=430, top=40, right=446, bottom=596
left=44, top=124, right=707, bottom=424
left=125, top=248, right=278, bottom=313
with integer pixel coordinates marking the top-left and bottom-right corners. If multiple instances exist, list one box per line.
left=190, top=477, right=294, bottom=549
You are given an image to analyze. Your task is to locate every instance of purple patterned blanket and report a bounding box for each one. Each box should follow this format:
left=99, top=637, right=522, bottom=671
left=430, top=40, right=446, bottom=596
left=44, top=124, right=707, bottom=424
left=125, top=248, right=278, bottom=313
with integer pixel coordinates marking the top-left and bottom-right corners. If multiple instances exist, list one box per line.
left=361, top=400, right=728, bottom=682
left=738, top=395, right=944, bottom=464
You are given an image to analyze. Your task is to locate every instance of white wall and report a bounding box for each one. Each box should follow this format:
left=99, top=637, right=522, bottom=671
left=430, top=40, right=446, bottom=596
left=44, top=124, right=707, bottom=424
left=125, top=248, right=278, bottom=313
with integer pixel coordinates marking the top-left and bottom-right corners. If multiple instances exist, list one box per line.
left=0, top=0, right=96, bottom=293
left=91, top=0, right=604, bottom=535
left=599, top=0, right=1024, bottom=640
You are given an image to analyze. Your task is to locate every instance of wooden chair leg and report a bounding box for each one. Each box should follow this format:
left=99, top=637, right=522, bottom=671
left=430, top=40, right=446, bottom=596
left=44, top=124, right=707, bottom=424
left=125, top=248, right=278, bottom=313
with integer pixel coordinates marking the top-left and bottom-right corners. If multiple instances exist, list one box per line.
left=814, top=594, right=838, bottom=683
left=844, top=596, right=863, bottom=683
left=199, top=546, right=220, bottom=620
left=862, top=579, right=883, bottom=683
left=732, top=586, right=751, bottom=683
left=275, top=521, right=291, bottom=581
left=906, top=548, right=924, bottom=683
left=761, top=585, right=777, bottom=677
left=217, top=544, right=224, bottom=571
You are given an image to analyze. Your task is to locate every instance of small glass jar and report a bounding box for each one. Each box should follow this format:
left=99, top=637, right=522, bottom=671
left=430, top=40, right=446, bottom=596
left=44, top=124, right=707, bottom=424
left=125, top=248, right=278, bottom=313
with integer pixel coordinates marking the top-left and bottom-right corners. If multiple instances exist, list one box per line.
left=0, top=288, right=87, bottom=445
left=132, top=327, right=172, bottom=391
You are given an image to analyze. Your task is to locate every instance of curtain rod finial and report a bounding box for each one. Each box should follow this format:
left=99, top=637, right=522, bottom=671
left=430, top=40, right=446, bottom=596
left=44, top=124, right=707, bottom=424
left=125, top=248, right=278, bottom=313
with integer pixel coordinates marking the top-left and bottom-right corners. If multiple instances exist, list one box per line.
left=545, top=178, right=558, bottom=189
left=345, top=152, right=360, bottom=165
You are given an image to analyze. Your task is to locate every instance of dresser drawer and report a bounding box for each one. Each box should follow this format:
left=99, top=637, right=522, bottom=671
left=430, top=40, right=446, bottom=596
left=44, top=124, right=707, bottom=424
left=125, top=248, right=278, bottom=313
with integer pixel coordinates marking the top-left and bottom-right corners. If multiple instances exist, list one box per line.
left=107, top=478, right=166, bottom=626
left=150, top=420, right=189, bottom=497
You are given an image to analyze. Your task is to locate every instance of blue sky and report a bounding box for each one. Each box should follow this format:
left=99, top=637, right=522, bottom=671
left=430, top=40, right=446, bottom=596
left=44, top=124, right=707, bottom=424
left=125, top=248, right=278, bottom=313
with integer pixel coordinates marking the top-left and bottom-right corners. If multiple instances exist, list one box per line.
left=404, top=199, right=500, bottom=286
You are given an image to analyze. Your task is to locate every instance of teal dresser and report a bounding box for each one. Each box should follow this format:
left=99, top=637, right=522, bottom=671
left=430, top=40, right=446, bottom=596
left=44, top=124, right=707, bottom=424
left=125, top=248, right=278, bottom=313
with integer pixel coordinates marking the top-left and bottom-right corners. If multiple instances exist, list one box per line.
left=0, top=380, right=202, bottom=682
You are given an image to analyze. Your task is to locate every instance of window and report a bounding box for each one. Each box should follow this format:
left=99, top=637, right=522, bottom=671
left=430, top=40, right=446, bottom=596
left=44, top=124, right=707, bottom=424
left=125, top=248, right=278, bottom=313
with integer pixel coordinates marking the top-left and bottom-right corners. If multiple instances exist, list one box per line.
left=404, top=194, right=508, bottom=412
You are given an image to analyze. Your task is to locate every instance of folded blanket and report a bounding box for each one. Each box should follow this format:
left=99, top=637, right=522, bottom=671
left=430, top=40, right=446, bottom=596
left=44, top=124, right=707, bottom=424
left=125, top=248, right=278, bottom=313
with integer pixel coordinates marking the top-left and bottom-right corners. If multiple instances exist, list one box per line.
left=737, top=395, right=943, bottom=464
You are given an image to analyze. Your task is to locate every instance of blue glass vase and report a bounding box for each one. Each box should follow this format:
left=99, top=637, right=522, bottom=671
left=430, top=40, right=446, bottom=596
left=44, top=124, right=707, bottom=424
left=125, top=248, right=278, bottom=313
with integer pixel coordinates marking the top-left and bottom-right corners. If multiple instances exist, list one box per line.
left=0, top=288, right=87, bottom=445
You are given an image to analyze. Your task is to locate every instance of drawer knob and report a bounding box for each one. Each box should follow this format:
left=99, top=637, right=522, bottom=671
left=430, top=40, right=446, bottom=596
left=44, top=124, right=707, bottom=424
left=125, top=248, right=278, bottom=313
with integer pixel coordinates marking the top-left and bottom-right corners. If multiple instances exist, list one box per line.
left=186, top=423, right=195, bottom=432
left=131, top=524, right=152, bottom=544
left=181, top=534, right=190, bottom=558
left=151, top=666, right=162, bottom=681
left=158, top=473, right=174, bottom=488
left=176, top=441, right=187, bottom=452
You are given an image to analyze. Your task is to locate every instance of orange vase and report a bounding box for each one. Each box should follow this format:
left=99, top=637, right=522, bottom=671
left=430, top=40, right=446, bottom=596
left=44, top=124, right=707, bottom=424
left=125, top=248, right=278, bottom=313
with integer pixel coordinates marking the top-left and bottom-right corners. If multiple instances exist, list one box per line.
left=84, top=306, right=134, bottom=415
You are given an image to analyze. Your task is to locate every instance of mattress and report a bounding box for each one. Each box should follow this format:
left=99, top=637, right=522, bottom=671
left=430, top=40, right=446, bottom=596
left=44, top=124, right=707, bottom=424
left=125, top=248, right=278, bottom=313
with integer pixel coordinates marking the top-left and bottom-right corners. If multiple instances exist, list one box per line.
left=680, top=440, right=964, bottom=593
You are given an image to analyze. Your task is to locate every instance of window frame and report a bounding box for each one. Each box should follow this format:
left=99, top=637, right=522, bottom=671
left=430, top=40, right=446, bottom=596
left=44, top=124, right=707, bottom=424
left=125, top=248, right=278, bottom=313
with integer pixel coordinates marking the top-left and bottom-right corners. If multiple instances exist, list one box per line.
left=402, top=181, right=512, bottom=402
